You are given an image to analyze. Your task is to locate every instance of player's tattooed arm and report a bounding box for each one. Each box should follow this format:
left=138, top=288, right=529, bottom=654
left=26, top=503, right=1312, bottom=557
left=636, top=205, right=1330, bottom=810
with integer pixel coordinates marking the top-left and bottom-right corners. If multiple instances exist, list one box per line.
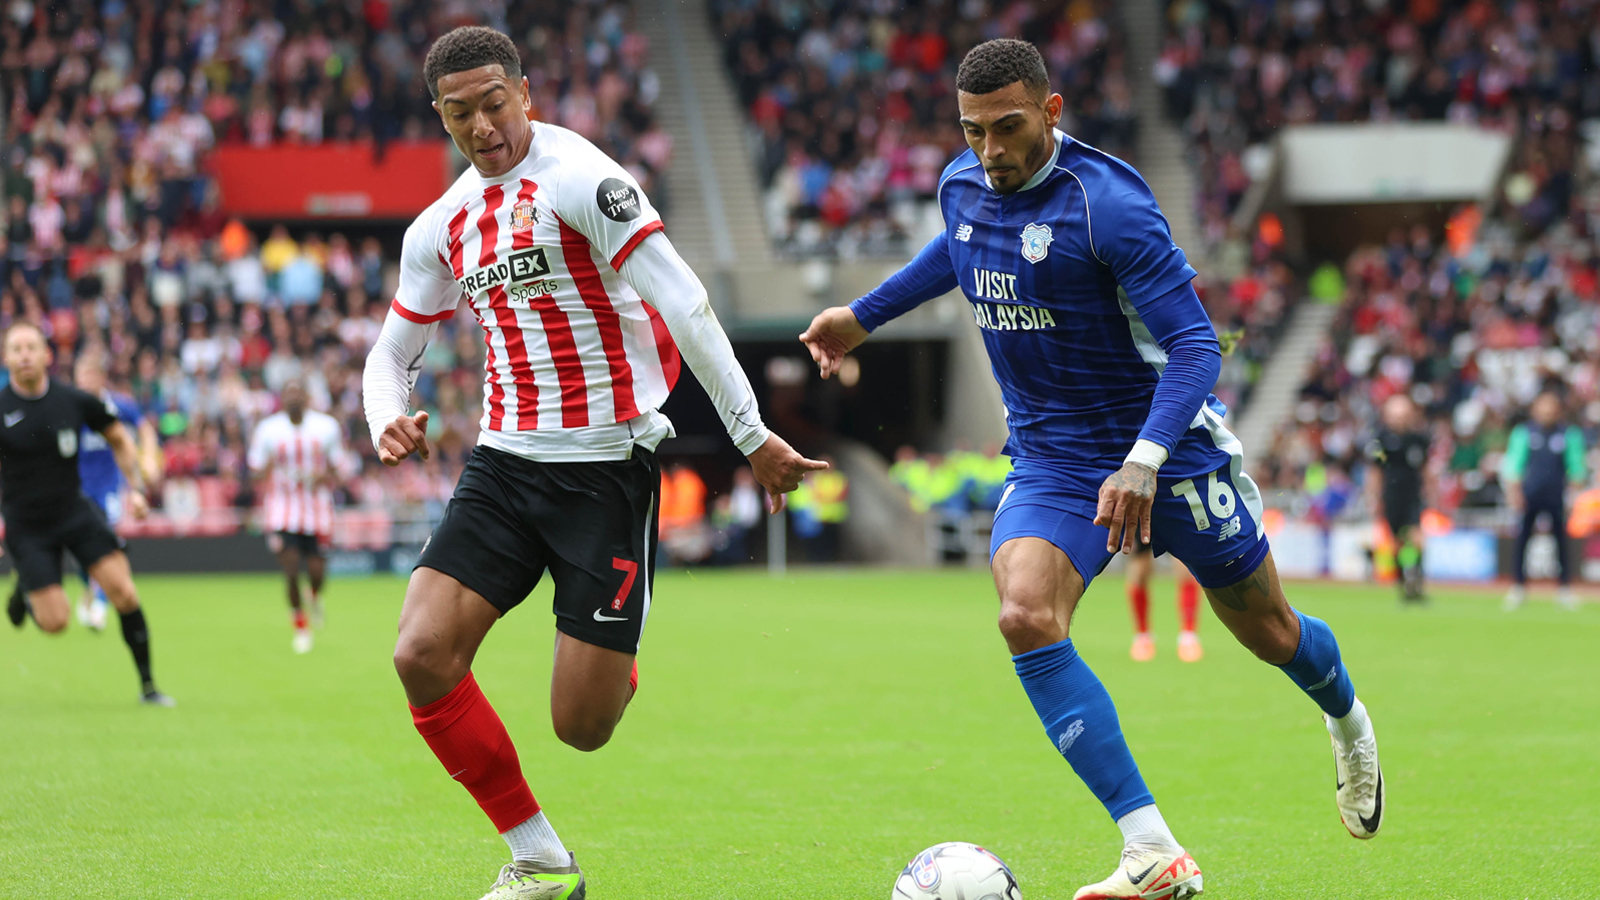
left=1094, top=462, right=1157, bottom=554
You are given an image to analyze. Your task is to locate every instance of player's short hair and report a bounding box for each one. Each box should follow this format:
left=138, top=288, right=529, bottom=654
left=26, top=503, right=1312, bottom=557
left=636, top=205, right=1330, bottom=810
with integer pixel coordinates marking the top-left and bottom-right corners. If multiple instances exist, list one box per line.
left=956, top=39, right=1049, bottom=99
left=424, top=26, right=523, bottom=102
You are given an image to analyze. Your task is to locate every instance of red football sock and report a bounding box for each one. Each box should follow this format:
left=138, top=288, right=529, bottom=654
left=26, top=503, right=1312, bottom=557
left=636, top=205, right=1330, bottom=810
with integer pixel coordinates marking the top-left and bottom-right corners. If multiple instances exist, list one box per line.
left=292, top=609, right=308, bottom=630
left=410, top=672, right=541, bottom=833
left=1178, top=578, right=1200, bottom=633
left=1128, top=584, right=1150, bottom=633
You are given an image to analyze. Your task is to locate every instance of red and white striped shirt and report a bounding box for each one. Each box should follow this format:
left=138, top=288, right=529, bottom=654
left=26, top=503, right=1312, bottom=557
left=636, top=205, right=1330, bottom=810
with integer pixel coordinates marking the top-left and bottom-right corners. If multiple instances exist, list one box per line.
left=248, top=410, right=348, bottom=537
left=393, top=123, right=683, bottom=461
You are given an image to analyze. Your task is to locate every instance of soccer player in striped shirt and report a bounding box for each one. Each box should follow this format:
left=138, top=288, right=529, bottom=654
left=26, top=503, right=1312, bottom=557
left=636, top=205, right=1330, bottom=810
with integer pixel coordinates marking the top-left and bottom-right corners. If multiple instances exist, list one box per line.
left=801, top=39, right=1383, bottom=899
left=247, top=380, right=350, bottom=654
left=361, top=26, right=823, bottom=900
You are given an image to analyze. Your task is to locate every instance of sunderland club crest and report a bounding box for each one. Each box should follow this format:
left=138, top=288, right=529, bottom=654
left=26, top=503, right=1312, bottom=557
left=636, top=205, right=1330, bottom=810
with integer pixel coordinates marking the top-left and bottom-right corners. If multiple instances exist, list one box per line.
left=1020, top=222, right=1053, bottom=264
left=511, top=198, right=539, bottom=230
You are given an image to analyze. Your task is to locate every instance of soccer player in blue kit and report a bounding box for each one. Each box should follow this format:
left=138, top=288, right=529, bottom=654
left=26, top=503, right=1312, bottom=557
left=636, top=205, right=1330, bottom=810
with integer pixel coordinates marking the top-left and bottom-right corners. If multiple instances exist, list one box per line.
left=72, top=351, right=159, bottom=631
left=801, top=40, right=1383, bottom=899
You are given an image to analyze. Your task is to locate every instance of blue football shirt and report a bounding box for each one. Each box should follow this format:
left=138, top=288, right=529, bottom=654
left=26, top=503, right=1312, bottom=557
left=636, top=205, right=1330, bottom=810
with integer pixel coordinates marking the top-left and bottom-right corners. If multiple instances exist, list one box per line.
left=79, top=390, right=144, bottom=508
left=852, top=129, right=1225, bottom=471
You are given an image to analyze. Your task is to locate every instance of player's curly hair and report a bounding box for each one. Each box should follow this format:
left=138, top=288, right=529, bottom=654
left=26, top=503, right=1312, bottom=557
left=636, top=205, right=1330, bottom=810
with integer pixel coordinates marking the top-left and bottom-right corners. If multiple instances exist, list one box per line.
left=956, top=39, right=1049, bottom=98
left=423, top=26, right=523, bottom=101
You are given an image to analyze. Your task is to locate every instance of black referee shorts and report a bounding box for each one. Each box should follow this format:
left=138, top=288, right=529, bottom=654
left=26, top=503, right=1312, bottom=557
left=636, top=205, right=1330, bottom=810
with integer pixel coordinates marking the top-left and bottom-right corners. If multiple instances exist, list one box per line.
left=5, top=495, right=125, bottom=592
left=416, top=444, right=660, bottom=655
left=1384, top=489, right=1423, bottom=538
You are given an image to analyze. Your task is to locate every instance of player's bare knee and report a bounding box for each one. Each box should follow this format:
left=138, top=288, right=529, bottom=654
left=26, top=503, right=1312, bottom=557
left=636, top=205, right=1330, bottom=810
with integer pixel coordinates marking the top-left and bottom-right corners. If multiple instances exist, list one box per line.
left=35, top=610, right=68, bottom=633
left=393, top=632, right=451, bottom=686
left=553, top=712, right=616, bottom=752
left=996, top=597, right=1062, bottom=651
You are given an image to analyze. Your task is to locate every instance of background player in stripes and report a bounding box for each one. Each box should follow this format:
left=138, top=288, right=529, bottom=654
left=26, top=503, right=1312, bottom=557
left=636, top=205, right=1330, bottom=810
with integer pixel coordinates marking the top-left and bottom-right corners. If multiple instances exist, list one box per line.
left=362, top=26, right=824, bottom=900
left=72, top=349, right=161, bottom=632
left=1124, top=545, right=1202, bottom=662
left=801, top=39, right=1383, bottom=899
left=248, top=380, right=352, bottom=653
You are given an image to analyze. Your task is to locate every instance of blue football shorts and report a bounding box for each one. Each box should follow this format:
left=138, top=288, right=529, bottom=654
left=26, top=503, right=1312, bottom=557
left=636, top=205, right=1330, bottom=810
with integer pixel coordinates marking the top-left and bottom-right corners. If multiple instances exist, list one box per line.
left=990, top=421, right=1270, bottom=590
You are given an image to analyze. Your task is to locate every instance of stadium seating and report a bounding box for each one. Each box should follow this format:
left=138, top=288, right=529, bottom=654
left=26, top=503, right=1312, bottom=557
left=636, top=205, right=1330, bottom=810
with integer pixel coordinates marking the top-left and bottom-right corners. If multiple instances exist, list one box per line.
left=710, top=0, right=1136, bottom=256
left=1157, top=1, right=1600, bottom=522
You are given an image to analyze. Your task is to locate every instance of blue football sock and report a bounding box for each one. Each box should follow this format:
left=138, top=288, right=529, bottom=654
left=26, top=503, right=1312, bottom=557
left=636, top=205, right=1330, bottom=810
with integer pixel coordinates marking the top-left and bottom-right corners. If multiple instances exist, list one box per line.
left=1277, top=610, right=1356, bottom=718
left=1014, top=639, right=1153, bottom=820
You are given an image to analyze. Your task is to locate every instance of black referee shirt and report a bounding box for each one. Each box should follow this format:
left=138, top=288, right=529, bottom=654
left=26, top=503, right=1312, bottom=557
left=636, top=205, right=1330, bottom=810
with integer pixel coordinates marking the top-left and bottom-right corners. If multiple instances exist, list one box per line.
left=0, top=380, right=117, bottom=525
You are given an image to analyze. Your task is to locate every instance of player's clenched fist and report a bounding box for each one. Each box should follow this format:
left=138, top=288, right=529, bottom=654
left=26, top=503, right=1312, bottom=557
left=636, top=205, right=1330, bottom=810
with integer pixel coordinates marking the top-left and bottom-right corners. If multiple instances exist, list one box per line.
left=799, top=306, right=869, bottom=379
left=747, top=432, right=829, bottom=514
left=378, top=411, right=431, bottom=466
left=1095, top=461, right=1156, bottom=554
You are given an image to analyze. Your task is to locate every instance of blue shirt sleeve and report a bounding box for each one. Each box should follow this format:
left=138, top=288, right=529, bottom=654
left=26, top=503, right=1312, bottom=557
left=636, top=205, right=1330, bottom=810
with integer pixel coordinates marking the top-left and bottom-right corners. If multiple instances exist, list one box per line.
left=1127, top=281, right=1221, bottom=454
left=848, top=232, right=959, bottom=332
left=1089, top=162, right=1198, bottom=303
left=115, top=395, right=144, bottom=426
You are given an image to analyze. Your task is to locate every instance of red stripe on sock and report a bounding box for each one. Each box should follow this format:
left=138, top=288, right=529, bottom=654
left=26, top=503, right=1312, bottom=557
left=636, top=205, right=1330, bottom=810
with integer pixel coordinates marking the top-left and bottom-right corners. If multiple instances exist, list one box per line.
left=409, top=672, right=540, bottom=832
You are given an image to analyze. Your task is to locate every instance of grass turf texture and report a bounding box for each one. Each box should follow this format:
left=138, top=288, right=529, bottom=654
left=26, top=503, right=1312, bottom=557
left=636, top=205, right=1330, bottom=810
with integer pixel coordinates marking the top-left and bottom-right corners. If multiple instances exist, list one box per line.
left=1, top=570, right=1596, bottom=899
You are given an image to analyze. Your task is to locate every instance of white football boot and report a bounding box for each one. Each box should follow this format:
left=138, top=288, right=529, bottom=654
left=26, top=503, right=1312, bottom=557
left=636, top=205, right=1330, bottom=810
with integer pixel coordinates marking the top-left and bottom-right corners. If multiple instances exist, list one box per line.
left=1327, top=701, right=1384, bottom=839
left=292, top=628, right=313, bottom=654
left=478, top=854, right=585, bottom=899
left=1073, top=843, right=1203, bottom=899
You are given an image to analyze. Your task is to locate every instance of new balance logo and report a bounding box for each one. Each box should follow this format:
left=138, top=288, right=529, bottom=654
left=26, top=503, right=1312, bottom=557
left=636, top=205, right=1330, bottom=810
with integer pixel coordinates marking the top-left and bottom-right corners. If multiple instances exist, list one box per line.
left=954, top=223, right=973, bottom=242
left=1308, top=665, right=1339, bottom=691
left=1219, top=515, right=1242, bottom=541
left=1056, top=719, right=1085, bottom=754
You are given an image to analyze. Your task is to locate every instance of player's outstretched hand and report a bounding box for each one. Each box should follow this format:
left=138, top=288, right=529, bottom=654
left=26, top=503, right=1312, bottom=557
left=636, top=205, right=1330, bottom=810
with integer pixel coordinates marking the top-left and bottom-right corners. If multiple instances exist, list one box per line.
left=799, top=307, right=869, bottom=379
left=378, top=411, right=431, bottom=466
left=1095, top=462, right=1156, bottom=554
left=748, top=433, right=828, bottom=514
left=126, top=490, right=150, bottom=520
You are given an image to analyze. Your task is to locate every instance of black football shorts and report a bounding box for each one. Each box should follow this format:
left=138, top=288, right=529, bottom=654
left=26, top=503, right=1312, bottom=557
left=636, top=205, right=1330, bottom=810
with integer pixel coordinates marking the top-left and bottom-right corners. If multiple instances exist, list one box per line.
left=5, top=495, right=125, bottom=592
left=267, top=531, right=327, bottom=557
left=416, top=444, right=660, bottom=655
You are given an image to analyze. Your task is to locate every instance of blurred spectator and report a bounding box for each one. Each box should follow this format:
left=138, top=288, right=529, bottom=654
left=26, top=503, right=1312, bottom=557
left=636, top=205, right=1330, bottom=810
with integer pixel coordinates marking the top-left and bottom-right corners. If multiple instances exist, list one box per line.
left=660, top=460, right=710, bottom=564
left=710, top=467, right=764, bottom=564
left=1503, top=390, right=1586, bottom=610
left=788, top=455, right=848, bottom=562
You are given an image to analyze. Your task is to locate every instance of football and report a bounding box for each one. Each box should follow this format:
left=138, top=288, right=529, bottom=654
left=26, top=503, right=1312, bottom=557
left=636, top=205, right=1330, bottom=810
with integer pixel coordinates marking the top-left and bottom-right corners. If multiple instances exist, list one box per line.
left=891, top=842, right=1022, bottom=900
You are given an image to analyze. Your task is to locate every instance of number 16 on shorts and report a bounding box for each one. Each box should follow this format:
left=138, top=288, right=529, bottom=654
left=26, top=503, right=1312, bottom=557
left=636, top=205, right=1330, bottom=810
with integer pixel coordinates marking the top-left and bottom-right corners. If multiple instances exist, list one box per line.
left=1171, top=464, right=1241, bottom=534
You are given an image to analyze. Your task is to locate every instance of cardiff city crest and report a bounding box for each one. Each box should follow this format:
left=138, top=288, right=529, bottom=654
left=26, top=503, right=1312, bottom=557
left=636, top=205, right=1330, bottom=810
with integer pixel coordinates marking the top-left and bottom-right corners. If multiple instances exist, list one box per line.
left=1020, top=222, right=1053, bottom=264
left=511, top=198, right=539, bottom=230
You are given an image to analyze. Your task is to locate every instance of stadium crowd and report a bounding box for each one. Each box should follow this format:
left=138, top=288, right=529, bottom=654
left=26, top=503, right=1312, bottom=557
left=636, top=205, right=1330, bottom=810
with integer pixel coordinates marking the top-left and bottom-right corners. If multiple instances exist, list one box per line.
left=0, top=0, right=670, bottom=532
left=1260, top=202, right=1600, bottom=525
left=712, top=0, right=1135, bottom=256
left=1158, top=0, right=1600, bottom=252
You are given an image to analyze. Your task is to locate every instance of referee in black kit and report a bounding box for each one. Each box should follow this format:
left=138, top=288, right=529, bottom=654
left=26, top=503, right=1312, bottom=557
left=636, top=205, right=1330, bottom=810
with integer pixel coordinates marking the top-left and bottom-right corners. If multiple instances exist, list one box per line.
left=1, top=322, right=173, bottom=706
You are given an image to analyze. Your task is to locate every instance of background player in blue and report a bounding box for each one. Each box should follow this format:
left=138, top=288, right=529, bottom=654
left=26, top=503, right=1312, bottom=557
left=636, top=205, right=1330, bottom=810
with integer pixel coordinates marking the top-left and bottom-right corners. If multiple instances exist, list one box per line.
left=74, top=351, right=160, bottom=632
left=801, top=40, right=1383, bottom=900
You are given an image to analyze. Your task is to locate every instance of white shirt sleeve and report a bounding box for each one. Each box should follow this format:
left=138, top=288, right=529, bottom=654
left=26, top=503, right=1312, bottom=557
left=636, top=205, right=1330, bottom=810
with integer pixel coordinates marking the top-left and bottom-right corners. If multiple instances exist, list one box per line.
left=554, top=145, right=666, bottom=271
left=361, top=309, right=440, bottom=451
left=393, top=206, right=463, bottom=322
left=618, top=232, right=770, bottom=455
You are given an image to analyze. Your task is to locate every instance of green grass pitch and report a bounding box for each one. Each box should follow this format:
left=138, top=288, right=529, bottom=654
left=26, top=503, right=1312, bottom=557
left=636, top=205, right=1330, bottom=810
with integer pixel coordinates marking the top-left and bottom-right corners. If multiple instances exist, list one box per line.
left=2, top=568, right=1596, bottom=899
